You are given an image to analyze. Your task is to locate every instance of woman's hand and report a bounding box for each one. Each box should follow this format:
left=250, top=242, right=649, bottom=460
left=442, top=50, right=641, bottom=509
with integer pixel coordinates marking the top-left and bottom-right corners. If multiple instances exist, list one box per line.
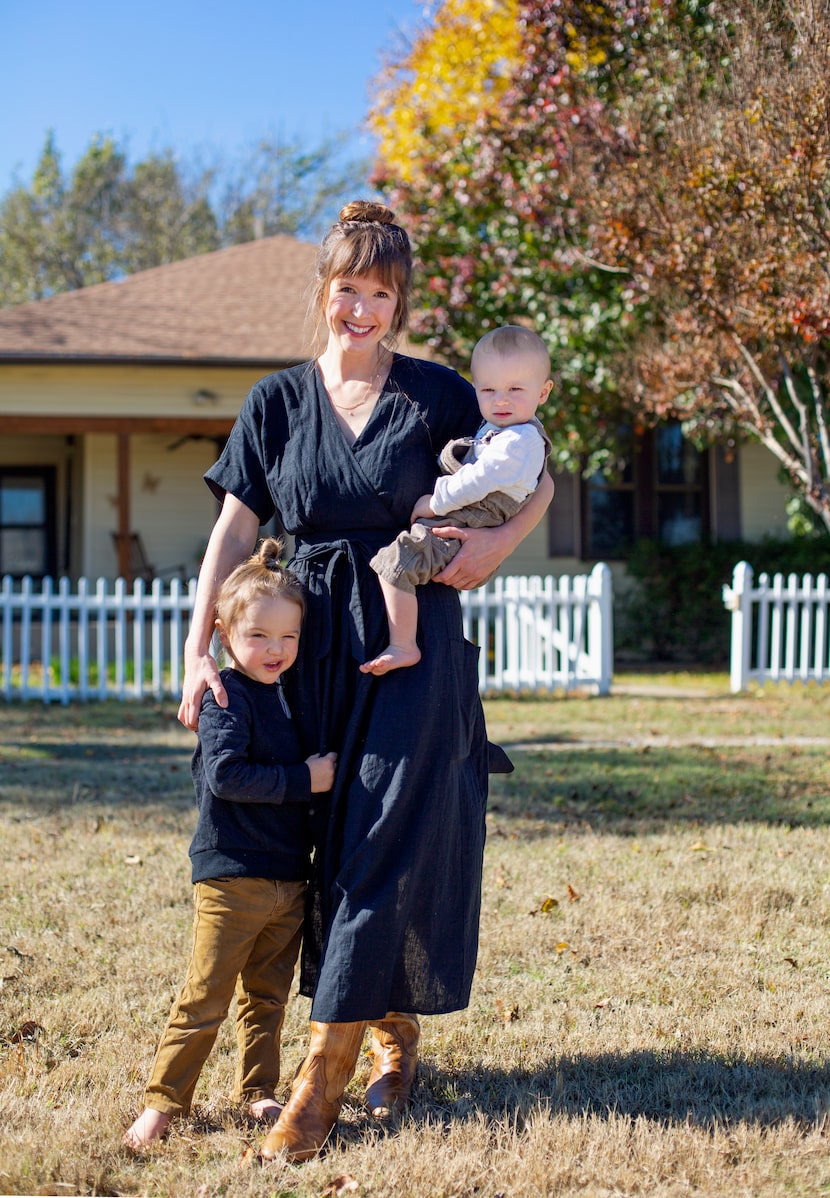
left=432, top=471, right=555, bottom=590
left=176, top=492, right=260, bottom=730
left=177, top=651, right=226, bottom=731
left=431, top=524, right=513, bottom=590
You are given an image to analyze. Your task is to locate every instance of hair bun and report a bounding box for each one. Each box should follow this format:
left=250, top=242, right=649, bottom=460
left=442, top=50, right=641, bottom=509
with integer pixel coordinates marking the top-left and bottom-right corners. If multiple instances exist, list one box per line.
left=339, top=200, right=397, bottom=226
left=257, top=536, right=285, bottom=572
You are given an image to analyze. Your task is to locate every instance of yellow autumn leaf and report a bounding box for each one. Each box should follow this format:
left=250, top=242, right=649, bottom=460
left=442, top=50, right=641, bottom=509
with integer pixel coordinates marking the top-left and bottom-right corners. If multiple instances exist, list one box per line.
left=369, top=0, right=521, bottom=181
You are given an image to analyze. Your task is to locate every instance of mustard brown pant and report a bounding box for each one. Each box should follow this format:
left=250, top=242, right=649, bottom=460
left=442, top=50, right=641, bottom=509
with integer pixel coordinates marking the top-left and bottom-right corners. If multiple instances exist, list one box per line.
left=143, top=875, right=306, bottom=1116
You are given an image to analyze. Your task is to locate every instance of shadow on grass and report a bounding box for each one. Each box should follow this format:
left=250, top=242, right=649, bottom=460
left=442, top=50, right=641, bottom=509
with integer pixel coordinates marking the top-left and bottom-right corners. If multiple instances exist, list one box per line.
left=2, top=740, right=829, bottom=832
left=489, top=747, right=830, bottom=833
left=2, top=701, right=829, bottom=830
left=339, top=1049, right=829, bottom=1140
left=0, top=742, right=194, bottom=809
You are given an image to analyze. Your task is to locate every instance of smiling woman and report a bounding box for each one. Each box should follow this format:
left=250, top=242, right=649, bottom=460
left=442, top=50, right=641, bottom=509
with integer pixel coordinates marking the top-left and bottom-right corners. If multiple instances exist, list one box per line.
left=318, top=273, right=399, bottom=440
left=313, top=203, right=410, bottom=442
left=173, top=199, right=555, bottom=1162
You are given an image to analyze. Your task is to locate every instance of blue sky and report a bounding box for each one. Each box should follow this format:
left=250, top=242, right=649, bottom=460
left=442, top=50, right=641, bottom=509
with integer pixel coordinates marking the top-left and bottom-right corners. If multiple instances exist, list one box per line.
left=1, top=0, right=428, bottom=195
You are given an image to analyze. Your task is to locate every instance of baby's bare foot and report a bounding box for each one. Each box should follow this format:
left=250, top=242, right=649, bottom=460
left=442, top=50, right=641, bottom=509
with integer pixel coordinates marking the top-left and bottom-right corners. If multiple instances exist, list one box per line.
left=249, top=1098, right=282, bottom=1122
left=123, top=1108, right=171, bottom=1150
left=359, top=644, right=422, bottom=676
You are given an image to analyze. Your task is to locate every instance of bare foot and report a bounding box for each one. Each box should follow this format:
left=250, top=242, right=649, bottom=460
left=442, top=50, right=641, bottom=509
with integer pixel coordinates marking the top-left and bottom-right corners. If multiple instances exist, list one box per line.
left=359, top=644, right=422, bottom=675
left=249, top=1098, right=283, bottom=1122
left=123, top=1108, right=171, bottom=1150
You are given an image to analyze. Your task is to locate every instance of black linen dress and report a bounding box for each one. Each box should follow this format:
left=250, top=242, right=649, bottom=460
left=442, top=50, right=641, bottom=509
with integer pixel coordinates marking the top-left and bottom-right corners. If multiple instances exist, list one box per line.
left=205, top=355, right=489, bottom=1022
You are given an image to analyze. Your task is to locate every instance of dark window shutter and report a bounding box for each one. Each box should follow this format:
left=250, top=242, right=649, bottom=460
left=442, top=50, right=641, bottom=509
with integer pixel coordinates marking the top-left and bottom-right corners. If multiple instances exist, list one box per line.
left=547, top=469, right=579, bottom=556
left=711, top=446, right=741, bottom=541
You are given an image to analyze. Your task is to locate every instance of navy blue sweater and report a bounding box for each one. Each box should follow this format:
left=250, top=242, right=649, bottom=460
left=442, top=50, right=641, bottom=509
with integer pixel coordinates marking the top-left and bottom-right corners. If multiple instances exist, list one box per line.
left=189, top=668, right=312, bottom=884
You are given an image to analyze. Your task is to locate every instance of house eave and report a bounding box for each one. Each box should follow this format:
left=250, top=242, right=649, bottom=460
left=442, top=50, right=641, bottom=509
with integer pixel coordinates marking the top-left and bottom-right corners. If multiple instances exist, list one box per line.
left=0, top=353, right=302, bottom=369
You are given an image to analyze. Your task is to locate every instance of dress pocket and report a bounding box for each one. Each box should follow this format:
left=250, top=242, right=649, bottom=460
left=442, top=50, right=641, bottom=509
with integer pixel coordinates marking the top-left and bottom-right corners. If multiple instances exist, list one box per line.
left=450, top=637, right=482, bottom=762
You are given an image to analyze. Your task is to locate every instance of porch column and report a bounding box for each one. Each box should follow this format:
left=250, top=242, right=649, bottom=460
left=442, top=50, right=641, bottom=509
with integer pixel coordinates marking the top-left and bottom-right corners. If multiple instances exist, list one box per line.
left=116, top=433, right=131, bottom=580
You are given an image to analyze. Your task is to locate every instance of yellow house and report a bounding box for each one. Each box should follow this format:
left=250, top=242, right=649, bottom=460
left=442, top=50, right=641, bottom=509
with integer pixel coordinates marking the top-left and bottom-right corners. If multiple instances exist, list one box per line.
left=0, top=235, right=791, bottom=585
left=0, top=236, right=318, bottom=582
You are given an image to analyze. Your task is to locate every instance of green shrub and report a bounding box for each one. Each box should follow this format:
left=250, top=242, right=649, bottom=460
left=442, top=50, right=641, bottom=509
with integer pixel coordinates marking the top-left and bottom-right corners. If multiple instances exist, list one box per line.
left=615, top=536, right=830, bottom=666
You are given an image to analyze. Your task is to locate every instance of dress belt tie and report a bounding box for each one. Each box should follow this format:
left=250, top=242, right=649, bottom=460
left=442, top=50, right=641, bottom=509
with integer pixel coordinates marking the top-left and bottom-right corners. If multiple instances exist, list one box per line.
left=292, top=535, right=386, bottom=662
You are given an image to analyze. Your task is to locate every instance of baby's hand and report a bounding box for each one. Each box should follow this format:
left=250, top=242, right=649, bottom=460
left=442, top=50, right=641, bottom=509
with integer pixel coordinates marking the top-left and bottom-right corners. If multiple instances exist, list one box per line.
left=411, top=494, right=436, bottom=521
left=306, top=751, right=337, bottom=793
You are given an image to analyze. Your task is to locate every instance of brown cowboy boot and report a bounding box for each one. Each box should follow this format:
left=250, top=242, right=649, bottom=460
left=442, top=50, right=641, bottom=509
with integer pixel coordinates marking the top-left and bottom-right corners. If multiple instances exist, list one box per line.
left=260, top=1020, right=367, bottom=1162
left=364, top=1012, right=420, bottom=1117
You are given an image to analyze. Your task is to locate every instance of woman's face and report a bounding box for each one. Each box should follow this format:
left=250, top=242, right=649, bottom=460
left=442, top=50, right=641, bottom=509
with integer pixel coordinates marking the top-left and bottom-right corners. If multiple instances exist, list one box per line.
left=324, top=273, right=399, bottom=356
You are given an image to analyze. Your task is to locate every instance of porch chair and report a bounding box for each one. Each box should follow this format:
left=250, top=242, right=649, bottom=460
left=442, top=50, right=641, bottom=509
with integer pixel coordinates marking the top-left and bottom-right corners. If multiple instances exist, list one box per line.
left=111, top=532, right=187, bottom=583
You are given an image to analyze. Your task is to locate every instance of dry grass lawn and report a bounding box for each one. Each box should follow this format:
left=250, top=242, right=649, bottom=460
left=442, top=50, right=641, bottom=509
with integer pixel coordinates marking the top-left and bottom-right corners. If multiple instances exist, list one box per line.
left=1, top=675, right=829, bottom=1197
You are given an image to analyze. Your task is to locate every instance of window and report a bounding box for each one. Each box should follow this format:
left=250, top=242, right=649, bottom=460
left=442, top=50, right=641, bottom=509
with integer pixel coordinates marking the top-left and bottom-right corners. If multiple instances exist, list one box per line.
left=582, top=423, right=708, bottom=559
left=0, top=468, right=57, bottom=578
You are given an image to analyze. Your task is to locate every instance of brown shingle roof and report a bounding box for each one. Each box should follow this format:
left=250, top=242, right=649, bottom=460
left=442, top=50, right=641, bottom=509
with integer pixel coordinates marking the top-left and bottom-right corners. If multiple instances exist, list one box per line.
left=0, top=236, right=319, bottom=363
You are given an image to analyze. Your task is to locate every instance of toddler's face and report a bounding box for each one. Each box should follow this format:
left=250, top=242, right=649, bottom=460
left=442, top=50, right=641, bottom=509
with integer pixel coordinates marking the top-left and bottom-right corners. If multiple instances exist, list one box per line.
left=216, top=594, right=302, bottom=685
left=472, top=348, right=552, bottom=428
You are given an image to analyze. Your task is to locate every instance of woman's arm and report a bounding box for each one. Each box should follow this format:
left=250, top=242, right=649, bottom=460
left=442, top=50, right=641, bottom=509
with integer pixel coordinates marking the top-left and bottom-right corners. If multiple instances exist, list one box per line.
left=177, top=493, right=260, bottom=730
left=432, top=470, right=554, bottom=590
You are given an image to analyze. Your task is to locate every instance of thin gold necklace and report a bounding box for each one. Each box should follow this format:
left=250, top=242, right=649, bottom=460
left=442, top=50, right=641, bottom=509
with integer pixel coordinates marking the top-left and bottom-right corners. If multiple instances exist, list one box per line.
left=329, top=353, right=388, bottom=414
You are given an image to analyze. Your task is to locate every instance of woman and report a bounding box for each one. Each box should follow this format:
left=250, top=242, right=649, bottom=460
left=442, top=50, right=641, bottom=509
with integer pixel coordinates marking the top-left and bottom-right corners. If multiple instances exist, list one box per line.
left=177, top=201, right=554, bottom=1162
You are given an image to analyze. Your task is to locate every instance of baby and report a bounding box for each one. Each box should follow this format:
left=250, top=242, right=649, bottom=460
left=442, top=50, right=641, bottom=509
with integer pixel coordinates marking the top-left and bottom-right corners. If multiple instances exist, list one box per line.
left=362, top=325, right=552, bottom=675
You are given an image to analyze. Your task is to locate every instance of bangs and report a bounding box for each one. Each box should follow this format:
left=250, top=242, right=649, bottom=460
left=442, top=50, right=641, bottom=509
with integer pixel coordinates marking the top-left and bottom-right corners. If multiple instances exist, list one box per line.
left=325, top=234, right=409, bottom=293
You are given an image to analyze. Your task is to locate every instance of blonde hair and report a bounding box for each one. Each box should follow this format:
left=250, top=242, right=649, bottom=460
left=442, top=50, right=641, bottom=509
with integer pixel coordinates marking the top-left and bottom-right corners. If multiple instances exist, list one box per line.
left=472, top=325, right=551, bottom=376
left=310, top=201, right=412, bottom=345
left=215, top=537, right=305, bottom=633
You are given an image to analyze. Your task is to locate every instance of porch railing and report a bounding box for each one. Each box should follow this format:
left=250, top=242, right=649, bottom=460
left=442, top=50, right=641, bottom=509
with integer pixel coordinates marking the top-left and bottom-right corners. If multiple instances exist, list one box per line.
left=1, top=564, right=613, bottom=702
left=723, top=561, right=830, bottom=692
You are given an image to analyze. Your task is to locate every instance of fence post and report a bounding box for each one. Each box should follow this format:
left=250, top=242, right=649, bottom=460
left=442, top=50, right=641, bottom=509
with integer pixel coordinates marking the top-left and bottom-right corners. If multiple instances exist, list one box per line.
left=724, top=561, right=753, bottom=693
left=1, top=575, right=12, bottom=700
left=588, top=562, right=613, bottom=696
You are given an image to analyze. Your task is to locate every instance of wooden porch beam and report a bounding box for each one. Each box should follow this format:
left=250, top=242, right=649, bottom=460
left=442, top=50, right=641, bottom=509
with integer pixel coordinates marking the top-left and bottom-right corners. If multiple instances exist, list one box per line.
left=0, top=416, right=234, bottom=435
left=116, top=433, right=131, bottom=581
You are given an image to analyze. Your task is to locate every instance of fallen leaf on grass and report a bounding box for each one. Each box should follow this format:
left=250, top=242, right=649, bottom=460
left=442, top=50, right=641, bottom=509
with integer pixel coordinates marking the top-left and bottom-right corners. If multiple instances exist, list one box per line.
left=783, top=957, right=799, bottom=969
left=239, top=1141, right=257, bottom=1166
left=567, top=884, right=580, bottom=902
left=8, top=1020, right=44, bottom=1043
left=689, top=842, right=713, bottom=852
left=555, top=942, right=570, bottom=955
left=593, top=998, right=611, bottom=1010
left=322, top=1175, right=359, bottom=1197
left=124, top=855, right=142, bottom=866
left=530, top=896, right=559, bottom=915
left=4, top=945, right=32, bottom=960
left=495, top=1000, right=519, bottom=1024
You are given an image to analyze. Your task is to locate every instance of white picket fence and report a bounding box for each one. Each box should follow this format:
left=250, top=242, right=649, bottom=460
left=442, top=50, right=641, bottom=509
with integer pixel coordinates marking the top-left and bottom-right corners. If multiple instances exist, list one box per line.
left=460, top=564, right=613, bottom=695
left=723, top=561, right=830, bottom=692
left=1, top=574, right=198, bottom=703
left=1, top=563, right=613, bottom=703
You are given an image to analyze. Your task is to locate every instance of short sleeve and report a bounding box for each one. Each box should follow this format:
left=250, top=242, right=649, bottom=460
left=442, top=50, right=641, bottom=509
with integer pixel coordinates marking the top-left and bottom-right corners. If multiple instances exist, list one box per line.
left=204, top=379, right=278, bottom=524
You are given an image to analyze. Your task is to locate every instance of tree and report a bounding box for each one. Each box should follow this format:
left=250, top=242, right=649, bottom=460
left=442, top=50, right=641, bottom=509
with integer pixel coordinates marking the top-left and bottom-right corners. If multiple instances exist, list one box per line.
left=0, top=131, right=369, bottom=307
left=120, top=153, right=219, bottom=275
left=217, top=134, right=365, bottom=243
left=371, top=0, right=666, bottom=475
left=583, top=1, right=830, bottom=531
left=370, top=0, right=520, bottom=183
left=0, top=133, right=127, bottom=304
left=374, top=0, right=830, bottom=531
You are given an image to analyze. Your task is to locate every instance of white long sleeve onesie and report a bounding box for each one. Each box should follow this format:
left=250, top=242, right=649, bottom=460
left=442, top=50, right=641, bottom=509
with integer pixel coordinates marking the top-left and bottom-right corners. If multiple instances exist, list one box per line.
left=430, top=421, right=547, bottom=517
